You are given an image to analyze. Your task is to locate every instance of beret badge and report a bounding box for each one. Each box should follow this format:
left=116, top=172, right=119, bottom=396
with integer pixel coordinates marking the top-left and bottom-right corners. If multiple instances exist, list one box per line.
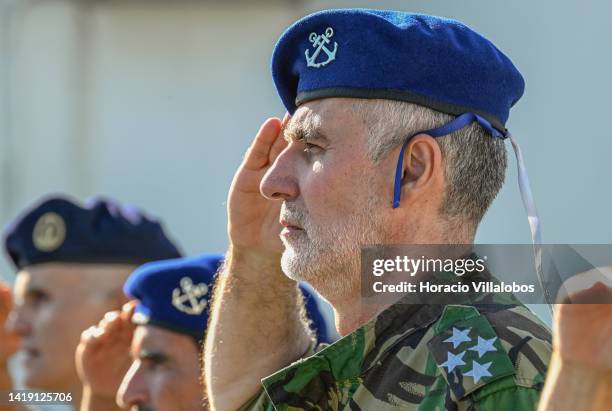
left=32, top=212, right=66, bottom=252
left=171, top=276, right=209, bottom=316
left=305, top=27, right=337, bottom=68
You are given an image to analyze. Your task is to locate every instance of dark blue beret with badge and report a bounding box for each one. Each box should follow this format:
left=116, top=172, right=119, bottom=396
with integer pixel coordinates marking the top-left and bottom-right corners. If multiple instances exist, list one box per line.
left=124, top=254, right=334, bottom=344
left=272, top=9, right=546, bottom=304
left=3, top=195, right=182, bottom=270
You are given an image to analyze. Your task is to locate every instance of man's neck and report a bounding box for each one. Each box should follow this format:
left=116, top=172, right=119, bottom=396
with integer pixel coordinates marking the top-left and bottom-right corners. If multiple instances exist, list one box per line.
left=315, top=223, right=475, bottom=336
left=331, top=298, right=391, bottom=336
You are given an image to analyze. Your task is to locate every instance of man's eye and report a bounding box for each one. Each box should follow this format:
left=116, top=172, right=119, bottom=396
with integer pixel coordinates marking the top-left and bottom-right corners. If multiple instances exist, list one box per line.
left=27, top=291, right=49, bottom=306
left=142, top=354, right=168, bottom=370
left=304, top=142, right=322, bottom=154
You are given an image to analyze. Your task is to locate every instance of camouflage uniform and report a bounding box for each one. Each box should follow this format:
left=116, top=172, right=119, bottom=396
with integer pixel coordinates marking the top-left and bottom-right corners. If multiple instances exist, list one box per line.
left=239, top=295, right=551, bottom=410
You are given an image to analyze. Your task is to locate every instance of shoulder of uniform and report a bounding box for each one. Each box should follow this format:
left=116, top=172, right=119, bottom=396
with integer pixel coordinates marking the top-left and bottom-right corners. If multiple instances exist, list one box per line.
left=427, top=304, right=551, bottom=402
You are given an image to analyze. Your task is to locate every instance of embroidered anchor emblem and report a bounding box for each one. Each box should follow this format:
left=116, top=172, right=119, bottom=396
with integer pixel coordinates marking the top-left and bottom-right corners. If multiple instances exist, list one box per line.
left=305, top=27, right=338, bottom=68
left=172, top=277, right=209, bottom=315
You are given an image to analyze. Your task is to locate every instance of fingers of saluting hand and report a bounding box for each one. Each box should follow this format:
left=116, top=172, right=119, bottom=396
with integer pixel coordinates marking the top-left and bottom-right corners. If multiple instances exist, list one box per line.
left=0, top=284, right=13, bottom=314
left=243, top=117, right=288, bottom=171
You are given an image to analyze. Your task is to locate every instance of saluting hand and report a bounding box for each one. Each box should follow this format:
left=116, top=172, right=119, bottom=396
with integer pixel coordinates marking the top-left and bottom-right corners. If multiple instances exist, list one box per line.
left=227, top=115, right=289, bottom=257
left=75, top=301, right=136, bottom=399
left=0, top=282, right=19, bottom=365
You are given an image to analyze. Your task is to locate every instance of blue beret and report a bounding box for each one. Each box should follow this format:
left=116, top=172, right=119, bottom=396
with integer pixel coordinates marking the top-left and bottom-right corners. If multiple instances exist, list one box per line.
left=124, top=254, right=222, bottom=339
left=3, top=195, right=182, bottom=270
left=125, top=254, right=334, bottom=343
left=272, top=9, right=524, bottom=133
left=299, top=283, right=333, bottom=344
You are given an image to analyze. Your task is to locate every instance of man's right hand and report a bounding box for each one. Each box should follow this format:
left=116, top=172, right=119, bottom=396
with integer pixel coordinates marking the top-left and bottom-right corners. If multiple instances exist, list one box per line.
left=1, top=283, right=22, bottom=411
left=205, top=117, right=313, bottom=411
left=75, top=302, right=136, bottom=403
left=227, top=116, right=288, bottom=256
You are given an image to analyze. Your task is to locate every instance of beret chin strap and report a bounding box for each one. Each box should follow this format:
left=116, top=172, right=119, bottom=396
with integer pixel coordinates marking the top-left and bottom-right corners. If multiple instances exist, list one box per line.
left=392, top=112, right=503, bottom=209
left=392, top=113, right=548, bottom=312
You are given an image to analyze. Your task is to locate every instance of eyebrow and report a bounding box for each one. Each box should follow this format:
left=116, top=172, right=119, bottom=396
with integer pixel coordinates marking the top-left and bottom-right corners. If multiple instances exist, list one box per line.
left=24, top=286, right=50, bottom=298
left=138, top=349, right=169, bottom=363
left=284, top=121, right=329, bottom=144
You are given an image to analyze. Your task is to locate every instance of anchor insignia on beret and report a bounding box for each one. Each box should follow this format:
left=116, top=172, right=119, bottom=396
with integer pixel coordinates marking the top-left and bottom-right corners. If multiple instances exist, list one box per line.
left=305, top=27, right=337, bottom=68
left=32, top=212, right=66, bottom=252
left=172, top=277, right=209, bottom=315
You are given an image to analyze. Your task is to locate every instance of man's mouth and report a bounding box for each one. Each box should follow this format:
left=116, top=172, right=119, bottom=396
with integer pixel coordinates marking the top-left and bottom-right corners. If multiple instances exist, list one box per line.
left=280, top=219, right=303, bottom=229
left=280, top=219, right=305, bottom=236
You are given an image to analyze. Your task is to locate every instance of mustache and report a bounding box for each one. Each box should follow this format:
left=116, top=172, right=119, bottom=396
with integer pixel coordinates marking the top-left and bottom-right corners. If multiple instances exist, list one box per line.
left=280, top=203, right=309, bottom=228
left=135, top=405, right=155, bottom=411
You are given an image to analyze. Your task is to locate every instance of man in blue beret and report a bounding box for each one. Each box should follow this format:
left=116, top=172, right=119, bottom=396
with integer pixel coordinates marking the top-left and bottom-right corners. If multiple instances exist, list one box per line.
left=204, top=9, right=553, bottom=411
left=76, top=255, right=219, bottom=411
left=74, top=255, right=333, bottom=411
left=1, top=195, right=181, bottom=409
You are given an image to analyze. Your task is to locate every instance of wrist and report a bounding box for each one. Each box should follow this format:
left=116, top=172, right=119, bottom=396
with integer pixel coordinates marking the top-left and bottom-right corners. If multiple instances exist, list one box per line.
left=82, top=385, right=115, bottom=402
left=555, top=357, right=612, bottom=384
left=227, top=246, right=290, bottom=285
left=81, top=386, right=121, bottom=411
left=229, top=245, right=282, bottom=267
left=538, top=352, right=612, bottom=411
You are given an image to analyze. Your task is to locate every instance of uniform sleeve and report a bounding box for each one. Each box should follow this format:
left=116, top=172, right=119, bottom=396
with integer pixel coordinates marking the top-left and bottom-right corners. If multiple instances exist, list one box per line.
left=472, top=385, right=542, bottom=411
left=237, top=389, right=273, bottom=411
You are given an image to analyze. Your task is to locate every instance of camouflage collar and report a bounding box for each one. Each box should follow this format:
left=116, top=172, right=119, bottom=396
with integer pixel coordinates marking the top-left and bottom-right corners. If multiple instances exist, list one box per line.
left=262, top=302, right=445, bottom=407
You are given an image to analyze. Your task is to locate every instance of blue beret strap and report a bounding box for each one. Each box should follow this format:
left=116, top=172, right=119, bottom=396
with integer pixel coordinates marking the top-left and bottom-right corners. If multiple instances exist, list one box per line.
left=391, top=115, right=547, bottom=312
left=392, top=113, right=504, bottom=209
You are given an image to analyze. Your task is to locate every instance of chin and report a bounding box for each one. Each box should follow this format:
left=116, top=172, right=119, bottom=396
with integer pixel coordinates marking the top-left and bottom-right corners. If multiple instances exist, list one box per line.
left=281, top=247, right=317, bottom=283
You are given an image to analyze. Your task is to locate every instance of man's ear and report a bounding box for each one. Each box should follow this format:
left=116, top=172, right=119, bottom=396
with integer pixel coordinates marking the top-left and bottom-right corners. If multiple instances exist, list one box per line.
left=401, top=134, right=443, bottom=193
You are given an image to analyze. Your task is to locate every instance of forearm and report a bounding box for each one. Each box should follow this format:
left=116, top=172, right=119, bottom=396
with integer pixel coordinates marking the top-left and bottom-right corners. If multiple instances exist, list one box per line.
left=538, top=353, right=612, bottom=411
left=80, top=386, right=122, bottom=411
left=204, top=247, right=313, bottom=411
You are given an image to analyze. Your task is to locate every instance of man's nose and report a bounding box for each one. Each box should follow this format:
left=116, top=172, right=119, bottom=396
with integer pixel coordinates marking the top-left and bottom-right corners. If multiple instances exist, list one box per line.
left=117, top=362, right=149, bottom=409
left=6, top=308, right=31, bottom=337
left=260, top=146, right=300, bottom=201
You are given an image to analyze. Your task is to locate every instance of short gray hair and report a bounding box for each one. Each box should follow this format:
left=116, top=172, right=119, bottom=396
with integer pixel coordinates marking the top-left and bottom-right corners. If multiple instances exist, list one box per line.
left=353, top=99, right=507, bottom=228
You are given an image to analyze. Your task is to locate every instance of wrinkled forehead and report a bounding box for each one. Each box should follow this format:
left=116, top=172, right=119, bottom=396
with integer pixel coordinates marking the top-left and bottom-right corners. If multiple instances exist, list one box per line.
left=285, top=98, right=366, bottom=142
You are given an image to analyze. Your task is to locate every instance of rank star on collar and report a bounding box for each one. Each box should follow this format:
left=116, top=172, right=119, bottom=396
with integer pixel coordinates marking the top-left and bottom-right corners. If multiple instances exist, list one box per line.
left=469, top=336, right=498, bottom=358
left=440, top=350, right=466, bottom=373
left=444, top=327, right=472, bottom=349
left=464, top=360, right=493, bottom=383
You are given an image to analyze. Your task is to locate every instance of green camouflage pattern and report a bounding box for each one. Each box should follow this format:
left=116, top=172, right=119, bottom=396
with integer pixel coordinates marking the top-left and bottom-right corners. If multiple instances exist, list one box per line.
left=238, top=262, right=552, bottom=411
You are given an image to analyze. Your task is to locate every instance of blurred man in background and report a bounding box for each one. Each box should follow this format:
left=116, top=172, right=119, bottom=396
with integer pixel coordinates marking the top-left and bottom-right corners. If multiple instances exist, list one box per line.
left=78, top=254, right=221, bottom=411
left=1, top=195, right=181, bottom=410
left=75, top=253, right=334, bottom=411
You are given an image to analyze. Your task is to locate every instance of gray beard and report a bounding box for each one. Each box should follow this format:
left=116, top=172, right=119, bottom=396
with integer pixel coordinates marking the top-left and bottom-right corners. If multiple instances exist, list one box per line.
left=280, top=195, right=387, bottom=299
